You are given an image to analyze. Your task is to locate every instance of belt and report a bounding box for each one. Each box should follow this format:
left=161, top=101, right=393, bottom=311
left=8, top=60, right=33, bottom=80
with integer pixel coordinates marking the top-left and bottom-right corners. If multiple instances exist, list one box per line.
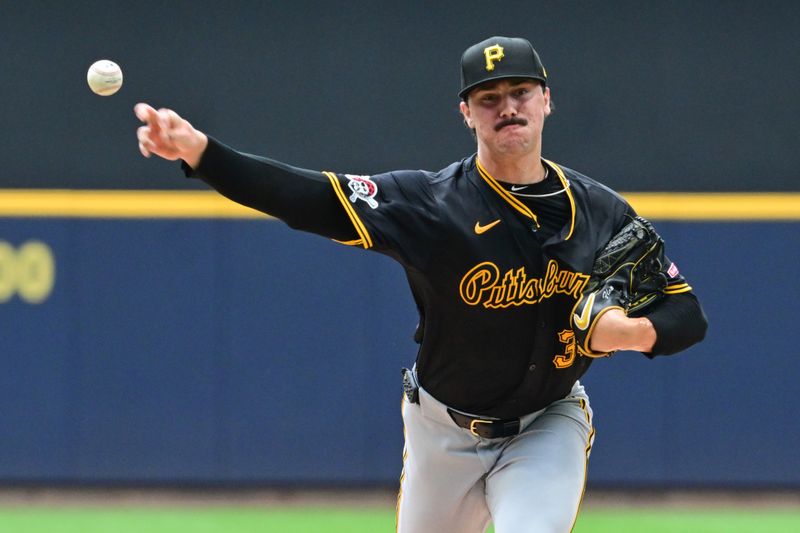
left=446, top=409, right=521, bottom=439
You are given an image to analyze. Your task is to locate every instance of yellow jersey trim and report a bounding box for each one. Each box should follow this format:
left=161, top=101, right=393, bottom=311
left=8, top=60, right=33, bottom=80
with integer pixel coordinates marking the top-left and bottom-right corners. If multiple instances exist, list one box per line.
left=664, top=284, right=693, bottom=295
left=323, top=172, right=373, bottom=249
left=567, top=406, right=595, bottom=533
left=332, top=238, right=364, bottom=247
left=0, top=190, right=797, bottom=221
left=475, top=159, right=540, bottom=226
left=543, top=159, right=577, bottom=240
left=397, top=396, right=409, bottom=533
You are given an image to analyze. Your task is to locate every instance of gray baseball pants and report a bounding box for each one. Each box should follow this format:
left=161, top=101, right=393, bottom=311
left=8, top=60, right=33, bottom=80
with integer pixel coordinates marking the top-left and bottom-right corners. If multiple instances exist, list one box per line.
left=396, top=381, right=594, bottom=533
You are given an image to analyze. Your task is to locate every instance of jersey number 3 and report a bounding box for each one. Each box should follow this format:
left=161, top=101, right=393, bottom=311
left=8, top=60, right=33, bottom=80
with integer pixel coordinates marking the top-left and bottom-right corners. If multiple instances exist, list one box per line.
left=553, top=330, right=577, bottom=369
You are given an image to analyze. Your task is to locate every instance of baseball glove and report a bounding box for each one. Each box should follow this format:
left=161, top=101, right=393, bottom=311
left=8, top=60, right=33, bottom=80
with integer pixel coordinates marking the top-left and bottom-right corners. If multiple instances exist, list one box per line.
left=571, top=216, right=668, bottom=357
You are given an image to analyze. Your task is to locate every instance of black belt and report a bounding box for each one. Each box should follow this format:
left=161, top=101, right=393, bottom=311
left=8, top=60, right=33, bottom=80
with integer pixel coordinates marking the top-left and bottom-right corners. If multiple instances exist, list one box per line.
left=447, top=409, right=521, bottom=439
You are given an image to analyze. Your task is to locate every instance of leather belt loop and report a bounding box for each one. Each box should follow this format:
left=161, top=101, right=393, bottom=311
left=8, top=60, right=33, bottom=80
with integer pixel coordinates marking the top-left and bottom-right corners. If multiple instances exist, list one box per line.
left=401, top=367, right=420, bottom=404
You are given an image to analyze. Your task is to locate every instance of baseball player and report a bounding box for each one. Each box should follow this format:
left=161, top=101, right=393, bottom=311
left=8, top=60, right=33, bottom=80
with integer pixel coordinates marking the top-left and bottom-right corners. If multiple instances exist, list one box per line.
left=135, top=36, right=707, bottom=532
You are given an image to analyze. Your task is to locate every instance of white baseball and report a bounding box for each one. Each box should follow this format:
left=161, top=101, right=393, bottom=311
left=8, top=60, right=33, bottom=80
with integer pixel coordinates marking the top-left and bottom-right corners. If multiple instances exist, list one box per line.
left=87, top=60, right=123, bottom=96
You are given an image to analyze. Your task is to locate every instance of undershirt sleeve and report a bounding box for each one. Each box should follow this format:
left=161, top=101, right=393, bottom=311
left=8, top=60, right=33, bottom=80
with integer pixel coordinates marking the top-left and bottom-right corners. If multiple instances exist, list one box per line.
left=643, top=292, right=708, bottom=357
left=182, top=136, right=359, bottom=242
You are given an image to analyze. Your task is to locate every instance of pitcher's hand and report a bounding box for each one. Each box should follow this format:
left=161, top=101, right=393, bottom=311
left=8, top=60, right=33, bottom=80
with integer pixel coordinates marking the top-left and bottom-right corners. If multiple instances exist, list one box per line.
left=135, top=103, right=208, bottom=169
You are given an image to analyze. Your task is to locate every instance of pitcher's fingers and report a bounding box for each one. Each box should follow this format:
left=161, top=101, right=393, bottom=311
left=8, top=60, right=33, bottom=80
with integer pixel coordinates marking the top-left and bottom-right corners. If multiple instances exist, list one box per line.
left=162, top=108, right=183, bottom=129
left=136, top=126, right=161, bottom=151
left=137, top=125, right=158, bottom=148
left=136, top=105, right=166, bottom=142
left=157, top=108, right=177, bottom=131
left=133, top=103, right=149, bottom=121
left=154, top=108, right=176, bottom=140
left=136, top=126, right=156, bottom=157
left=134, top=103, right=159, bottom=125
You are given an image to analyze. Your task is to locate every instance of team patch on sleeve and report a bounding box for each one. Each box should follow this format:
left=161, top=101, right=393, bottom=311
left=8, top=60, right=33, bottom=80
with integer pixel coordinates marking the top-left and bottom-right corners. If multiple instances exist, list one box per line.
left=664, top=260, right=691, bottom=294
left=664, top=262, right=691, bottom=294
left=664, top=261, right=692, bottom=294
left=667, top=262, right=680, bottom=278
left=346, top=174, right=379, bottom=209
left=323, top=172, right=374, bottom=249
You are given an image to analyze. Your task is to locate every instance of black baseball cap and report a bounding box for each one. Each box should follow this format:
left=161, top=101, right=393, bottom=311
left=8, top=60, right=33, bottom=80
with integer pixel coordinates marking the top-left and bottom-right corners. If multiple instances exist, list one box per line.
left=459, top=36, right=547, bottom=99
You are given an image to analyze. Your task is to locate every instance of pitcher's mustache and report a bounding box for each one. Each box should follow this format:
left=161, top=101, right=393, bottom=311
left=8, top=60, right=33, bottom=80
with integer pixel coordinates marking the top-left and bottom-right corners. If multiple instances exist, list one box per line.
left=495, top=117, right=528, bottom=131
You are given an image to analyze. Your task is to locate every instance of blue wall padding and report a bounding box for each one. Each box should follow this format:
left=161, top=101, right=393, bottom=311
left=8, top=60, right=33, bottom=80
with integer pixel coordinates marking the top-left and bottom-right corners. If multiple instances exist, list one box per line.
left=0, top=219, right=797, bottom=487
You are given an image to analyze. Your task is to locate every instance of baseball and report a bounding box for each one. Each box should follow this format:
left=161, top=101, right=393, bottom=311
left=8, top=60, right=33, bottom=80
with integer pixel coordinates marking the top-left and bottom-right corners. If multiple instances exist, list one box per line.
left=87, top=60, right=123, bottom=96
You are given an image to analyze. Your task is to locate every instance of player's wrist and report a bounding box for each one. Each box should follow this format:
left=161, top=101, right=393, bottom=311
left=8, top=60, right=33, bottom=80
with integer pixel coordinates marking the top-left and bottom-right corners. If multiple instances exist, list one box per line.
left=624, top=316, right=657, bottom=352
left=182, top=131, right=208, bottom=170
left=589, top=312, right=656, bottom=353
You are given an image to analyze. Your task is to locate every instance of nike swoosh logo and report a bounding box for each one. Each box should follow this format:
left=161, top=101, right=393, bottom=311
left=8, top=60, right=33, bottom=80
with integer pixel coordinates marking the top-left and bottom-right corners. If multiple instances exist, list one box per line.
left=573, top=292, right=596, bottom=330
left=474, top=219, right=501, bottom=234
left=510, top=185, right=528, bottom=191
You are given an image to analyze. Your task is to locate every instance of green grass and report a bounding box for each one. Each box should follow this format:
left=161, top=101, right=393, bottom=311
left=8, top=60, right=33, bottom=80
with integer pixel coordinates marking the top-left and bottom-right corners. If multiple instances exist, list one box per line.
left=0, top=508, right=388, bottom=533
left=0, top=507, right=799, bottom=532
left=573, top=509, right=800, bottom=533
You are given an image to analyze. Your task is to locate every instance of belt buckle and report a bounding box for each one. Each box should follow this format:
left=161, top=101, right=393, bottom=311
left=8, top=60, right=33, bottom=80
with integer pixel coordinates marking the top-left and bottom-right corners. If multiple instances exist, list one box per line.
left=469, top=418, right=492, bottom=437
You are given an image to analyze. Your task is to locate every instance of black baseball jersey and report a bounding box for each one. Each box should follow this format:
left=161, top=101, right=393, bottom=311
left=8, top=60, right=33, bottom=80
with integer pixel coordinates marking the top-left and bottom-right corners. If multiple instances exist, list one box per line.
left=189, top=138, right=703, bottom=420
left=324, top=156, right=690, bottom=418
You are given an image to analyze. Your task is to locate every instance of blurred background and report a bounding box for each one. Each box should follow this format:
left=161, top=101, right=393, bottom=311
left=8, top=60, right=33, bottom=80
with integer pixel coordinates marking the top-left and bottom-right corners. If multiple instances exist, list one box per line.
left=0, top=0, right=798, bottom=528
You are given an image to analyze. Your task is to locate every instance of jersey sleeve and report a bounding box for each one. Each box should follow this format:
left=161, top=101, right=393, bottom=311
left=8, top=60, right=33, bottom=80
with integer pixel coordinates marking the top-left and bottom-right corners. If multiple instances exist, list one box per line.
left=187, top=137, right=359, bottom=241
left=324, top=170, right=437, bottom=262
left=643, top=292, right=708, bottom=356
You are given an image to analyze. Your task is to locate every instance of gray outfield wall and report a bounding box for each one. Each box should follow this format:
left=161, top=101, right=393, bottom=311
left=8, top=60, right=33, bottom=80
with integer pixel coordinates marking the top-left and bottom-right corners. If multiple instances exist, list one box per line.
left=0, top=0, right=798, bottom=191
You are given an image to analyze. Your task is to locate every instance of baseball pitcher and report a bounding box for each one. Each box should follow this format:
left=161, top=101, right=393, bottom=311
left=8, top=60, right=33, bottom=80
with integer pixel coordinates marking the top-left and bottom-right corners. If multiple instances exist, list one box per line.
left=135, top=36, right=707, bottom=533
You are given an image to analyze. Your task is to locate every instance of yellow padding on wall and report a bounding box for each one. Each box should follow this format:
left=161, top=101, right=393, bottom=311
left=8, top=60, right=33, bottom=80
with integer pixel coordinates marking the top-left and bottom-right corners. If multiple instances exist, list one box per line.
left=0, top=190, right=798, bottom=220
left=0, top=190, right=266, bottom=219
left=623, top=193, right=800, bottom=220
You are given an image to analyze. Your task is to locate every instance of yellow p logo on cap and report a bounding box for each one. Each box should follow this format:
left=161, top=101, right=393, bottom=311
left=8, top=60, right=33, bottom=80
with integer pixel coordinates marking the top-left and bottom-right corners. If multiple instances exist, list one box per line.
left=483, top=44, right=504, bottom=71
